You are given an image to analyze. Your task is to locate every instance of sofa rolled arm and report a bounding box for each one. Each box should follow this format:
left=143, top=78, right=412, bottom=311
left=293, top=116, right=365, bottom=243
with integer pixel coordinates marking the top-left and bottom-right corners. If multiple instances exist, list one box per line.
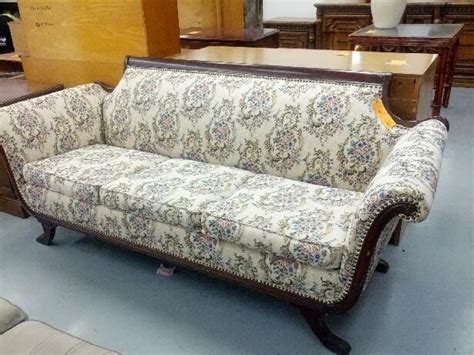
left=336, top=119, right=448, bottom=308
left=358, top=118, right=448, bottom=224
left=0, top=83, right=108, bottom=192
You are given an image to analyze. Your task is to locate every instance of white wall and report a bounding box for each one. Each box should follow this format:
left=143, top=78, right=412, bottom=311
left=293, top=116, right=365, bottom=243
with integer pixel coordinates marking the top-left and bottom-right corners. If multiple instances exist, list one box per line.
left=262, top=0, right=317, bottom=20
left=262, top=0, right=366, bottom=20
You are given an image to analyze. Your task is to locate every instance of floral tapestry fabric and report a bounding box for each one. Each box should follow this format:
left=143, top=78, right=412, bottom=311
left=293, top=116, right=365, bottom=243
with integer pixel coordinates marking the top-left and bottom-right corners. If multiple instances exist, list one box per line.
left=203, top=174, right=363, bottom=269
left=23, top=145, right=169, bottom=204
left=103, top=67, right=408, bottom=192
left=339, top=119, right=448, bottom=288
left=23, top=185, right=343, bottom=303
left=0, top=71, right=448, bottom=306
left=0, top=84, right=107, bottom=192
left=100, top=159, right=255, bottom=230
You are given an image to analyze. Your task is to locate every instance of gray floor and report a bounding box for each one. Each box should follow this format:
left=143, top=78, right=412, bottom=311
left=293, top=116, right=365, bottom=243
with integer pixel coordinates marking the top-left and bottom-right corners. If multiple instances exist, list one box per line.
left=0, top=88, right=473, bottom=355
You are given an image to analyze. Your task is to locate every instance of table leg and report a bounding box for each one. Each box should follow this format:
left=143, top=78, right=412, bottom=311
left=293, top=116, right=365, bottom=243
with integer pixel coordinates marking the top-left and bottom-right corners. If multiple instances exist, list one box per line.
left=442, top=41, right=460, bottom=108
left=432, top=48, right=448, bottom=116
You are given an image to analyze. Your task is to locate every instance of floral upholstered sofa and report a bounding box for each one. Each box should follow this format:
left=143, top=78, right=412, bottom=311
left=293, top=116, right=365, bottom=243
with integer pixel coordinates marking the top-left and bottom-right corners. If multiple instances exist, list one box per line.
left=0, top=57, right=448, bottom=354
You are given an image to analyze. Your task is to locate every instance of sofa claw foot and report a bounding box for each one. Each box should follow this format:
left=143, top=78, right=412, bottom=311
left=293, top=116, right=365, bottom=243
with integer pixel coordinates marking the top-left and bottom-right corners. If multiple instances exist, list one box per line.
left=36, top=219, right=57, bottom=246
left=376, top=259, right=390, bottom=273
left=299, top=307, right=351, bottom=354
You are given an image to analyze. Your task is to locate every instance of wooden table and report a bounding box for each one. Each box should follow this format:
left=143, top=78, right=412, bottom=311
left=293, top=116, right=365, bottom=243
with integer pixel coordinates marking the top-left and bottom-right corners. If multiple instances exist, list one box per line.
left=263, top=17, right=318, bottom=49
left=349, top=24, right=464, bottom=116
left=0, top=79, right=63, bottom=218
left=180, top=28, right=280, bottom=49
left=173, top=46, right=438, bottom=121
left=315, top=1, right=474, bottom=88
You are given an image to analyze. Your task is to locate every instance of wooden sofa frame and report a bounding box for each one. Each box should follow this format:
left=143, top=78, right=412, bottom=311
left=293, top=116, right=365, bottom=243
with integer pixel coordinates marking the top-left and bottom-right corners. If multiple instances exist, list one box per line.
left=0, top=57, right=449, bottom=354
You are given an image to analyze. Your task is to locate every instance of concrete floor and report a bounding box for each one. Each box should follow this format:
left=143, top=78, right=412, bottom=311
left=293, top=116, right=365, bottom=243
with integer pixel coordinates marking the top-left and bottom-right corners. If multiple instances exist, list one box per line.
left=0, top=88, right=473, bottom=355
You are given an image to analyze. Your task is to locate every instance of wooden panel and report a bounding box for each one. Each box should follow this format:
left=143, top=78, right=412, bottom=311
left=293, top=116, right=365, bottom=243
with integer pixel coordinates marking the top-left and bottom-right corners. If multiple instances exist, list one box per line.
left=322, top=15, right=371, bottom=50
left=0, top=151, right=28, bottom=218
left=278, top=31, right=309, bottom=48
left=177, top=0, right=243, bottom=31
left=21, top=57, right=123, bottom=87
left=0, top=160, right=12, bottom=191
left=178, top=0, right=218, bottom=29
left=19, top=0, right=146, bottom=61
left=18, top=0, right=181, bottom=86
left=0, top=196, right=29, bottom=218
left=263, top=18, right=316, bottom=49
left=142, top=0, right=181, bottom=57
left=221, top=0, right=244, bottom=30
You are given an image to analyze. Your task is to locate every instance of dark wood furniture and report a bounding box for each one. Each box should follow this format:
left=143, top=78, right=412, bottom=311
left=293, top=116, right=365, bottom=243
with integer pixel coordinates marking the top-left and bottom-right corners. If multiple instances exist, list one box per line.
left=263, top=17, right=318, bottom=49
left=349, top=23, right=463, bottom=117
left=315, top=1, right=474, bottom=88
left=180, top=28, right=280, bottom=49
left=0, top=52, right=23, bottom=75
left=0, top=78, right=63, bottom=218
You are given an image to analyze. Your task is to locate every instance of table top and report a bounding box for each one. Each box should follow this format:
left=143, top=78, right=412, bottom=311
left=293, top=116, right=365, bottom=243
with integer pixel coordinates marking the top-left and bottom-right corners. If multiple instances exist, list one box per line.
left=171, top=46, right=438, bottom=76
left=0, top=79, right=62, bottom=107
left=350, top=24, right=464, bottom=40
left=180, top=28, right=280, bottom=43
left=0, top=52, right=22, bottom=63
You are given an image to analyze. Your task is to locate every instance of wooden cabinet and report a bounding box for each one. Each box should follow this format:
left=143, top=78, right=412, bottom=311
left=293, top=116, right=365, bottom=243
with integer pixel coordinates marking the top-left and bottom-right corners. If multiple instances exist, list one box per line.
left=18, top=0, right=181, bottom=87
left=0, top=156, right=27, bottom=218
left=442, top=7, right=474, bottom=87
left=316, top=2, right=474, bottom=87
left=322, top=14, right=371, bottom=50
left=263, top=17, right=317, bottom=49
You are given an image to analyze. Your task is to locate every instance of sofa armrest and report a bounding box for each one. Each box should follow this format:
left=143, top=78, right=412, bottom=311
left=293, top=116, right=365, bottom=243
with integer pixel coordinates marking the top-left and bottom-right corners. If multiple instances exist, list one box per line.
left=337, top=119, right=448, bottom=306
left=358, top=119, right=448, bottom=224
left=0, top=83, right=108, bottom=192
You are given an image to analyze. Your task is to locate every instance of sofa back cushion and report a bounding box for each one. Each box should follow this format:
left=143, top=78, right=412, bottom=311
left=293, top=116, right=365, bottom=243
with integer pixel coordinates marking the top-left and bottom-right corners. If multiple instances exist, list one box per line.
left=103, top=65, right=406, bottom=191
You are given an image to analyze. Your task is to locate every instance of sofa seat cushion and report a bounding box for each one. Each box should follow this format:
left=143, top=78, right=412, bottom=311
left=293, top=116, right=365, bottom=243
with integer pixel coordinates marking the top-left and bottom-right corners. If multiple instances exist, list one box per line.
left=100, top=159, right=255, bottom=230
left=0, top=320, right=118, bottom=354
left=203, top=175, right=364, bottom=269
left=23, top=145, right=169, bottom=204
left=0, top=298, right=27, bottom=335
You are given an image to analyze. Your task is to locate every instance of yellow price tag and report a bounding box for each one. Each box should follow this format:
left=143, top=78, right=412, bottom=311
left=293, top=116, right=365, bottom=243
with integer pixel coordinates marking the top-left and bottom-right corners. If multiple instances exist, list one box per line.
left=373, top=98, right=396, bottom=129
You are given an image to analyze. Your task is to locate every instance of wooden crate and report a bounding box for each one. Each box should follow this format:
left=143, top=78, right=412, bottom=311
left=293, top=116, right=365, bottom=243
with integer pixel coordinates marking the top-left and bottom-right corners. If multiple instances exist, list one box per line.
left=18, top=0, right=181, bottom=86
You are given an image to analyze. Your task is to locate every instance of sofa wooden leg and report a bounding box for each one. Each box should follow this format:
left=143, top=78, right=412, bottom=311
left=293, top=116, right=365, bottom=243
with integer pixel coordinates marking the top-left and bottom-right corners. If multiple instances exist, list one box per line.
left=36, top=219, right=57, bottom=246
left=376, top=259, right=390, bottom=273
left=299, top=307, right=351, bottom=354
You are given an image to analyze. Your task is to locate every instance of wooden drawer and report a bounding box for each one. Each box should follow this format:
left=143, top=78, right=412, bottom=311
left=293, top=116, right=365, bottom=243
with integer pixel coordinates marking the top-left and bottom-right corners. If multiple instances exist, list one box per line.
left=278, top=31, right=309, bottom=48
left=322, top=15, right=371, bottom=33
left=263, top=18, right=316, bottom=49
left=457, top=45, right=474, bottom=61
left=322, top=15, right=370, bottom=49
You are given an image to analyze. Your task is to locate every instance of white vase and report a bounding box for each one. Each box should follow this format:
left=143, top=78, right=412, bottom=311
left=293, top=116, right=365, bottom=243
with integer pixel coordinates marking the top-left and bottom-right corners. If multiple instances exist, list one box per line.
left=371, top=0, right=407, bottom=29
